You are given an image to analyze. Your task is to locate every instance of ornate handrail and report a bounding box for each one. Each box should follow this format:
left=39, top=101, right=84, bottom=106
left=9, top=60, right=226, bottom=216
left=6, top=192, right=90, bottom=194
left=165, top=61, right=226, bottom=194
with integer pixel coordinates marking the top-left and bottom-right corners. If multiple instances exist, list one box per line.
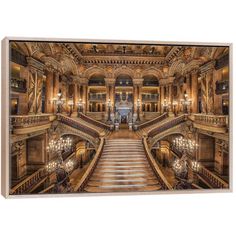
left=78, top=112, right=111, bottom=130
left=11, top=114, right=54, bottom=128
left=193, top=114, right=228, bottom=128
left=143, top=137, right=173, bottom=190
left=198, top=166, right=229, bottom=189
left=75, top=138, right=105, bottom=192
left=10, top=168, right=46, bottom=195
left=148, top=114, right=187, bottom=138
left=58, top=114, right=100, bottom=138
left=137, top=112, right=168, bottom=130
left=10, top=151, right=76, bottom=195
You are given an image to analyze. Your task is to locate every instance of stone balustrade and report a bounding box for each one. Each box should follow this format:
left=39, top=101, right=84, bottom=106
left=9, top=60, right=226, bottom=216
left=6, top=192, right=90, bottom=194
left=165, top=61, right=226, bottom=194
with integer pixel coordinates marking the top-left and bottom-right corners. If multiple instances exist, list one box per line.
left=10, top=168, right=46, bottom=195
left=198, top=166, right=229, bottom=189
left=78, top=112, right=112, bottom=130
left=11, top=114, right=56, bottom=135
left=58, top=114, right=101, bottom=139
left=11, top=114, right=54, bottom=128
left=193, top=114, right=228, bottom=128
left=75, top=138, right=105, bottom=192
left=148, top=114, right=187, bottom=138
left=136, top=112, right=168, bottom=130
left=143, top=137, right=173, bottom=190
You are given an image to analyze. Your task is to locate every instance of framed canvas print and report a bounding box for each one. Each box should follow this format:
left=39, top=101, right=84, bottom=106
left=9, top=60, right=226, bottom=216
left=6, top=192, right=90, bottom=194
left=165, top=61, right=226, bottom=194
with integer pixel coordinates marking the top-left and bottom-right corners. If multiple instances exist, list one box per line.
left=1, top=37, right=232, bottom=198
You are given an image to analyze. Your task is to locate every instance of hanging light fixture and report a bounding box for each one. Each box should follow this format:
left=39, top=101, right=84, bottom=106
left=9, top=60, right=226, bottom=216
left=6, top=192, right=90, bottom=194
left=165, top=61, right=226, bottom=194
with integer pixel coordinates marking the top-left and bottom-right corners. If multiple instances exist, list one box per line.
left=172, top=136, right=198, bottom=154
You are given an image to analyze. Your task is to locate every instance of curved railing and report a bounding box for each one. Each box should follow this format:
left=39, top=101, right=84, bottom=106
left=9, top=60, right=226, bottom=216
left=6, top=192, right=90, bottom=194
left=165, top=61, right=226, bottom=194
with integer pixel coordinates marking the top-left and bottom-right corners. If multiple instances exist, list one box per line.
left=78, top=112, right=112, bottom=130
left=58, top=114, right=100, bottom=138
left=10, top=149, right=76, bottom=195
left=170, top=146, right=229, bottom=189
left=148, top=114, right=187, bottom=138
left=143, top=137, right=173, bottom=190
left=11, top=114, right=55, bottom=128
left=10, top=168, right=46, bottom=195
left=74, top=138, right=105, bottom=192
left=193, top=114, right=228, bottom=128
left=198, top=166, right=229, bottom=189
left=136, top=112, right=168, bottom=130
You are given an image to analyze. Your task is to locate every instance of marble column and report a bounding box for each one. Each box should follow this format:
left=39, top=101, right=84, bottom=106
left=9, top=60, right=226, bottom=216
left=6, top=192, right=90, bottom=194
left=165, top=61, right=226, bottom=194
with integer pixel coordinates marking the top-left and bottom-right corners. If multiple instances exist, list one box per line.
left=157, top=87, right=160, bottom=112
left=27, top=57, right=45, bottom=114
left=45, top=70, right=54, bottom=113
left=133, top=78, right=143, bottom=114
left=160, top=85, right=165, bottom=113
left=71, top=76, right=80, bottom=114
left=186, top=74, right=191, bottom=98
left=73, top=83, right=78, bottom=113
left=105, top=78, right=115, bottom=114
left=80, top=78, right=88, bottom=114
left=53, top=72, right=60, bottom=98
left=206, top=69, right=215, bottom=114
left=200, top=61, right=216, bottom=114
left=191, top=70, right=199, bottom=113
left=168, top=84, right=173, bottom=112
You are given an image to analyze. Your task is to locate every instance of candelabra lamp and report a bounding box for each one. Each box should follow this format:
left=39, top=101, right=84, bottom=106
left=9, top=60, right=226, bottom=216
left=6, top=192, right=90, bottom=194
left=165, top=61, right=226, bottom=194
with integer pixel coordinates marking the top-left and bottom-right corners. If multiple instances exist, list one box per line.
left=136, top=98, right=141, bottom=122
left=172, top=100, right=178, bottom=116
left=68, top=99, right=74, bottom=117
left=77, top=98, right=84, bottom=114
left=162, top=98, right=170, bottom=113
left=180, top=93, right=192, bottom=114
left=52, top=91, right=66, bottom=114
left=107, top=98, right=112, bottom=123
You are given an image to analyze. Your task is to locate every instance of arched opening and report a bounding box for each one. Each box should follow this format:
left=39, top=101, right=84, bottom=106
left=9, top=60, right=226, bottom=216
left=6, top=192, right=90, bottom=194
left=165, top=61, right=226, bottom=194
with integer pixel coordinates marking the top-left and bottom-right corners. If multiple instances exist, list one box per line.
left=114, top=74, right=133, bottom=125
left=142, top=75, right=159, bottom=114
left=88, top=74, right=106, bottom=113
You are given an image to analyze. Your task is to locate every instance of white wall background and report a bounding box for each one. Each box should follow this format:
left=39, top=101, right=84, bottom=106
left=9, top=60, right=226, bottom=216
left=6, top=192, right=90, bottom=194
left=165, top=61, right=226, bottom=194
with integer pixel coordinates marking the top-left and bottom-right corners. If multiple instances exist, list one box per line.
left=0, top=1, right=235, bottom=235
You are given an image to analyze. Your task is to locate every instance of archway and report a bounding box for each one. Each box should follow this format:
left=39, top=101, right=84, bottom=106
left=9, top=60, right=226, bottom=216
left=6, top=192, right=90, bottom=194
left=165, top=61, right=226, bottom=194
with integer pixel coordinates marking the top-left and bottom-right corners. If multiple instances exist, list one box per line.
left=114, top=74, right=134, bottom=125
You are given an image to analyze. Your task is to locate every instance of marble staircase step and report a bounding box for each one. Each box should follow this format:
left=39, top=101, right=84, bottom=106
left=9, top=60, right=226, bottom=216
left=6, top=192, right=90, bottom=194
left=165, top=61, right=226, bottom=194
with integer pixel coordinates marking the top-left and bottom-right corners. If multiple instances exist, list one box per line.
left=84, top=185, right=162, bottom=193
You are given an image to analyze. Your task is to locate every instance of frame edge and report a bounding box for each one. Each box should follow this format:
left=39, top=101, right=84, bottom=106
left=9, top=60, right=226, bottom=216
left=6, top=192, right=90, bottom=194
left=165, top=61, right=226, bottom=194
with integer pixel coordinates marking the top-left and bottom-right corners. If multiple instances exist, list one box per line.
left=1, top=37, right=10, bottom=198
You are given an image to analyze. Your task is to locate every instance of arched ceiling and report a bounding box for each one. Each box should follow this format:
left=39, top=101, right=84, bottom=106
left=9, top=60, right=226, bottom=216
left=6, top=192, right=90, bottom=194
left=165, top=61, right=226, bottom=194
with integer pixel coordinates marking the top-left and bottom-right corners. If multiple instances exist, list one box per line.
left=10, top=41, right=229, bottom=80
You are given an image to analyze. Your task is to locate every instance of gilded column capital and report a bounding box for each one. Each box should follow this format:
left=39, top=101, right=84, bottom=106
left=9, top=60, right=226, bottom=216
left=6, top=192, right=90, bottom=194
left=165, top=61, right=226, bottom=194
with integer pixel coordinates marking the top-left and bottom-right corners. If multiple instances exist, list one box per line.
left=42, top=56, right=62, bottom=73
left=159, top=76, right=174, bottom=86
left=191, top=68, right=200, bottom=76
left=71, top=75, right=81, bottom=84
left=105, top=77, right=116, bottom=86
left=200, top=60, right=216, bottom=75
left=133, top=78, right=143, bottom=86
left=79, top=77, right=88, bottom=85
left=27, top=57, right=45, bottom=74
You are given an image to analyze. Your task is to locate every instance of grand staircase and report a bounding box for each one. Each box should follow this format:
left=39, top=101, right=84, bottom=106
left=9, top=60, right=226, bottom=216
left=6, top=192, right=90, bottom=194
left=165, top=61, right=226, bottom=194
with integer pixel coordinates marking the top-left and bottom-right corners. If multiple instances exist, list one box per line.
left=84, top=139, right=162, bottom=193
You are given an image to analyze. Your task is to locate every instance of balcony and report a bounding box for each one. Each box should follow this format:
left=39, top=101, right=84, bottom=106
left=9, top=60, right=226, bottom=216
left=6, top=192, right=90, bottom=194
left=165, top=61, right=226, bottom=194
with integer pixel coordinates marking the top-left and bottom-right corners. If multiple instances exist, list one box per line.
left=89, top=94, right=106, bottom=101
left=11, top=77, right=27, bottom=93
left=11, top=114, right=56, bottom=135
left=193, top=114, right=228, bottom=133
left=142, top=94, right=158, bottom=102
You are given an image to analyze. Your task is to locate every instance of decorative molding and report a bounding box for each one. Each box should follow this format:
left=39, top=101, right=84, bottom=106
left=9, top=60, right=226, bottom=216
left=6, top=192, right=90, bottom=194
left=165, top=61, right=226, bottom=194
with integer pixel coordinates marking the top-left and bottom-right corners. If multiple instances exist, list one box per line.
left=26, top=57, right=45, bottom=72
left=200, top=60, right=216, bottom=75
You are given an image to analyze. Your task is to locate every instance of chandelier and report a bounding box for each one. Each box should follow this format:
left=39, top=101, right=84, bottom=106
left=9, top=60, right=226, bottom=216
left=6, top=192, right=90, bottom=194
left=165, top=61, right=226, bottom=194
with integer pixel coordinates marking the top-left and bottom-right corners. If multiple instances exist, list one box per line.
left=47, top=137, right=72, bottom=154
left=172, top=157, right=188, bottom=178
left=46, top=136, right=73, bottom=173
left=172, top=136, right=198, bottom=154
left=45, top=159, right=75, bottom=174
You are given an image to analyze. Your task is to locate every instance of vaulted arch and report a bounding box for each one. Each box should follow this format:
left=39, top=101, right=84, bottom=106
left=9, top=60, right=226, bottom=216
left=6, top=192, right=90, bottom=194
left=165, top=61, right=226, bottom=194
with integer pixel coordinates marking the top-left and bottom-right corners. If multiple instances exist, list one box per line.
left=83, top=66, right=108, bottom=79
left=113, top=66, right=134, bottom=79
left=141, top=67, right=164, bottom=79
